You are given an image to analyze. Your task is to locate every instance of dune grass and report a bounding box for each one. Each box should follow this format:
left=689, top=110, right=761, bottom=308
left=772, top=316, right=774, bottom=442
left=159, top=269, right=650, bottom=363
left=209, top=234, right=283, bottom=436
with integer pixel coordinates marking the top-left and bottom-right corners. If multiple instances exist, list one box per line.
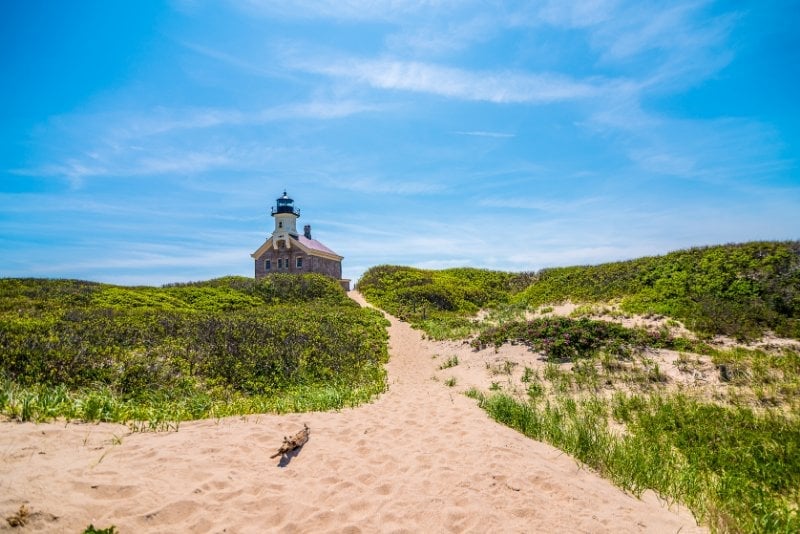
left=468, top=388, right=799, bottom=533
left=0, top=376, right=386, bottom=430
left=463, top=340, right=800, bottom=533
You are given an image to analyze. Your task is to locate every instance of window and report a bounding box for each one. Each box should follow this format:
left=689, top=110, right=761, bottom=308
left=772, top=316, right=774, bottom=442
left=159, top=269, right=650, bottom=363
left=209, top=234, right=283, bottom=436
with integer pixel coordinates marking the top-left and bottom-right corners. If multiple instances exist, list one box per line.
left=296, top=257, right=303, bottom=269
left=279, top=221, right=283, bottom=228
left=278, top=258, right=283, bottom=269
left=265, top=259, right=271, bottom=271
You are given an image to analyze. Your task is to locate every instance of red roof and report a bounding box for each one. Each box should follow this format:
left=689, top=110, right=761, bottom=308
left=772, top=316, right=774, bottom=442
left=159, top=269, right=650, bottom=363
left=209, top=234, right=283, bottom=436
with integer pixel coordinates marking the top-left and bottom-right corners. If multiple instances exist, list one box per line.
left=296, top=235, right=340, bottom=257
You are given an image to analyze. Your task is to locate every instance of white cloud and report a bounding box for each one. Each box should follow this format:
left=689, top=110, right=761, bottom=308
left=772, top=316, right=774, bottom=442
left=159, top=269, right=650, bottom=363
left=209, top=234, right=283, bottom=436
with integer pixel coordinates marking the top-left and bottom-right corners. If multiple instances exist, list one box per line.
left=15, top=149, right=234, bottom=184
left=296, top=57, right=602, bottom=103
left=628, top=149, right=697, bottom=177
left=385, top=13, right=496, bottom=55
left=12, top=98, right=383, bottom=186
left=479, top=196, right=604, bottom=212
left=331, top=177, right=445, bottom=195
left=453, top=131, right=515, bottom=138
left=231, top=0, right=464, bottom=22
left=107, top=100, right=379, bottom=139
left=536, top=0, right=620, bottom=28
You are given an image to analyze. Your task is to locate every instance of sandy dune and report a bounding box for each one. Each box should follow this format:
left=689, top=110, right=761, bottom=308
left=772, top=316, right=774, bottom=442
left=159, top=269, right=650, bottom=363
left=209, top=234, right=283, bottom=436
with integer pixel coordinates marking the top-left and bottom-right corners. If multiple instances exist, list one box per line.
left=1, top=292, right=704, bottom=533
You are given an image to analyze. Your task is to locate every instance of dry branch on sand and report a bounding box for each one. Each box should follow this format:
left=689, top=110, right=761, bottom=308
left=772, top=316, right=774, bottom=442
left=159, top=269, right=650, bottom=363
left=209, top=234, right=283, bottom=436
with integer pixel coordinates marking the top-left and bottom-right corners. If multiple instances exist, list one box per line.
left=270, top=424, right=310, bottom=459
left=6, top=504, right=30, bottom=527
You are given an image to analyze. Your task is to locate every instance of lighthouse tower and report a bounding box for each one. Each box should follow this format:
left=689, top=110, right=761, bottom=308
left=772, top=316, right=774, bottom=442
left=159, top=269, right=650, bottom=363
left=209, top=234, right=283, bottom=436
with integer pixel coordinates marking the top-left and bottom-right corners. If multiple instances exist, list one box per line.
left=271, top=191, right=300, bottom=249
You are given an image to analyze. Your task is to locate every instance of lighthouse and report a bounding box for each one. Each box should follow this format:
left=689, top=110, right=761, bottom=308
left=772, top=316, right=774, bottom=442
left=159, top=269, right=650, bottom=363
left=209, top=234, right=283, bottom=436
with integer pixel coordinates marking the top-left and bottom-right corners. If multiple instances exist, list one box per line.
left=251, top=191, right=349, bottom=290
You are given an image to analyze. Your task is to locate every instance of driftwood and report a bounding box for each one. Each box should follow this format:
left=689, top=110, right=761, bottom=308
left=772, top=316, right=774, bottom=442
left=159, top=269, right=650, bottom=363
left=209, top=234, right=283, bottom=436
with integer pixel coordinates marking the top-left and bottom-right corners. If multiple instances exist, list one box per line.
left=270, top=424, right=310, bottom=459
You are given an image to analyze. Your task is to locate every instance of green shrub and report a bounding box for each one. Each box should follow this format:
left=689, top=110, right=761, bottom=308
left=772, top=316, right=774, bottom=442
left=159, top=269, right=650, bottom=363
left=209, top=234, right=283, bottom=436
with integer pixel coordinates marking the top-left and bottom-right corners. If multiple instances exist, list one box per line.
left=357, top=242, right=800, bottom=341
left=0, top=275, right=390, bottom=421
left=514, top=241, right=800, bottom=340
left=357, top=265, right=515, bottom=337
left=470, top=316, right=687, bottom=361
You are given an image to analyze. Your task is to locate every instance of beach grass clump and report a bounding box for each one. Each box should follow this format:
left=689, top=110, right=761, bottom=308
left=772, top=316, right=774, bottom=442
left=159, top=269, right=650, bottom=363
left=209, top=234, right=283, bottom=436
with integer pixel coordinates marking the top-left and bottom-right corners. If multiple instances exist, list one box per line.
left=470, top=390, right=800, bottom=533
left=706, top=346, right=800, bottom=409
left=83, top=524, right=118, bottom=534
left=439, top=356, right=459, bottom=370
left=0, top=275, right=390, bottom=424
left=470, top=316, right=696, bottom=361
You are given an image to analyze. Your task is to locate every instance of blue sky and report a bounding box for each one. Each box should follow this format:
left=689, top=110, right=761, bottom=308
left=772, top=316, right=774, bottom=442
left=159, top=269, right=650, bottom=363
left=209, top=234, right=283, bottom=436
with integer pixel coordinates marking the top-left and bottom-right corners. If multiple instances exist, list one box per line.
left=2, top=1, right=799, bottom=285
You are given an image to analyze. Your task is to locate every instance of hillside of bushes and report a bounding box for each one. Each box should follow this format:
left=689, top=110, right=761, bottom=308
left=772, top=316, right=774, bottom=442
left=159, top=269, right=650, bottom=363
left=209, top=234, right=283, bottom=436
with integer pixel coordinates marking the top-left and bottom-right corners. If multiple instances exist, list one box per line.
left=0, top=274, right=389, bottom=424
left=356, top=265, right=520, bottom=338
left=516, top=241, right=800, bottom=340
left=358, top=241, right=800, bottom=341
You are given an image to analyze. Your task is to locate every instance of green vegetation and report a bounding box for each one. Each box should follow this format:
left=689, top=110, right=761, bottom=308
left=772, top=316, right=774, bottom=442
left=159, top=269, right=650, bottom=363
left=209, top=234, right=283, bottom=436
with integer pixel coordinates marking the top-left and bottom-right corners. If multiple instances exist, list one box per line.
left=358, top=242, right=800, bottom=532
left=439, top=355, right=459, bottom=369
left=359, top=242, right=800, bottom=341
left=708, top=346, right=800, bottom=410
left=83, top=525, right=119, bottom=534
left=471, top=316, right=699, bottom=360
left=464, top=322, right=800, bottom=532
left=516, top=241, right=800, bottom=340
left=357, top=265, right=516, bottom=339
left=0, top=274, right=389, bottom=424
left=469, top=390, right=800, bottom=533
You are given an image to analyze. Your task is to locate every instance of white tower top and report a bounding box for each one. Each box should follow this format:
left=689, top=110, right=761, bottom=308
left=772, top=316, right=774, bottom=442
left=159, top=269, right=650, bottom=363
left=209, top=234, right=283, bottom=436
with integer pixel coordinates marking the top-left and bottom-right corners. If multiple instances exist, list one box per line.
left=271, top=191, right=300, bottom=249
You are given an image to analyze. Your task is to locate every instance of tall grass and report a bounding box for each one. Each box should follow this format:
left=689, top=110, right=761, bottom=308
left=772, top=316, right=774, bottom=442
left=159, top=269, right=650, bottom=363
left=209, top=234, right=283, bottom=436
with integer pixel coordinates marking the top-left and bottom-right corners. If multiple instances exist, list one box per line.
left=0, top=372, right=387, bottom=429
left=468, top=389, right=800, bottom=533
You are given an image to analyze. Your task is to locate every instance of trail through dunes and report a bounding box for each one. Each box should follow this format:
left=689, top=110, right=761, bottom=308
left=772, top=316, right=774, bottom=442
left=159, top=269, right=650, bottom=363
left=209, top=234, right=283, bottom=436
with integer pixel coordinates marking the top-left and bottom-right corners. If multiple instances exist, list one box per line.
left=0, top=292, right=704, bottom=533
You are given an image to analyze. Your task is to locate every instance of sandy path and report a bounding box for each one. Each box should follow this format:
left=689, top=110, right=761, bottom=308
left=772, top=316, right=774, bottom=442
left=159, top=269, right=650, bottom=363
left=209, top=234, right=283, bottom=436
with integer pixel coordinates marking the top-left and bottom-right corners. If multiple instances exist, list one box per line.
left=0, top=293, right=703, bottom=533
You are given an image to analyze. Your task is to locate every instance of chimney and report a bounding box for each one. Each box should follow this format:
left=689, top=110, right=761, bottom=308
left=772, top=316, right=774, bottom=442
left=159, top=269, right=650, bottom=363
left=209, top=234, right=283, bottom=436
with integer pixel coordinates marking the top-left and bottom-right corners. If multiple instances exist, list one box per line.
left=303, top=224, right=312, bottom=239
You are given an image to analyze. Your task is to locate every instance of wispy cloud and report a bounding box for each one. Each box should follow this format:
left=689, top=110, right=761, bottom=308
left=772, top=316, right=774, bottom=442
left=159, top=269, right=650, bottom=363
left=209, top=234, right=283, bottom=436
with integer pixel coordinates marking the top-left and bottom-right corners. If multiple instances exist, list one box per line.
left=296, top=57, right=603, bottom=103
left=106, top=100, right=380, bottom=139
left=14, top=149, right=235, bottom=185
left=325, top=176, right=445, bottom=195
left=385, top=14, right=496, bottom=55
left=43, top=246, right=247, bottom=273
left=231, top=0, right=463, bottom=22
left=604, top=113, right=790, bottom=186
left=479, top=196, right=604, bottom=212
left=22, top=245, right=254, bottom=285
left=181, top=41, right=293, bottom=80
left=12, top=98, right=383, bottom=185
left=535, top=0, right=620, bottom=28
left=453, top=131, right=515, bottom=138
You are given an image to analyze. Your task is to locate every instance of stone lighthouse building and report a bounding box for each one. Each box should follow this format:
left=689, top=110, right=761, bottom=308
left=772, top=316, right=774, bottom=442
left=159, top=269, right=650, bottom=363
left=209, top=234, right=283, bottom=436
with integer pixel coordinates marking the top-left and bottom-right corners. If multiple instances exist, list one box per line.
left=251, top=192, right=349, bottom=290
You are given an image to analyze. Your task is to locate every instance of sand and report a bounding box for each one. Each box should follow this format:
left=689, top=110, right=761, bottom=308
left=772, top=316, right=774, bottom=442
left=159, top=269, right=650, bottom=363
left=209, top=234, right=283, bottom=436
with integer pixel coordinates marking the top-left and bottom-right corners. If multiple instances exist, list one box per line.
left=0, top=292, right=704, bottom=533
